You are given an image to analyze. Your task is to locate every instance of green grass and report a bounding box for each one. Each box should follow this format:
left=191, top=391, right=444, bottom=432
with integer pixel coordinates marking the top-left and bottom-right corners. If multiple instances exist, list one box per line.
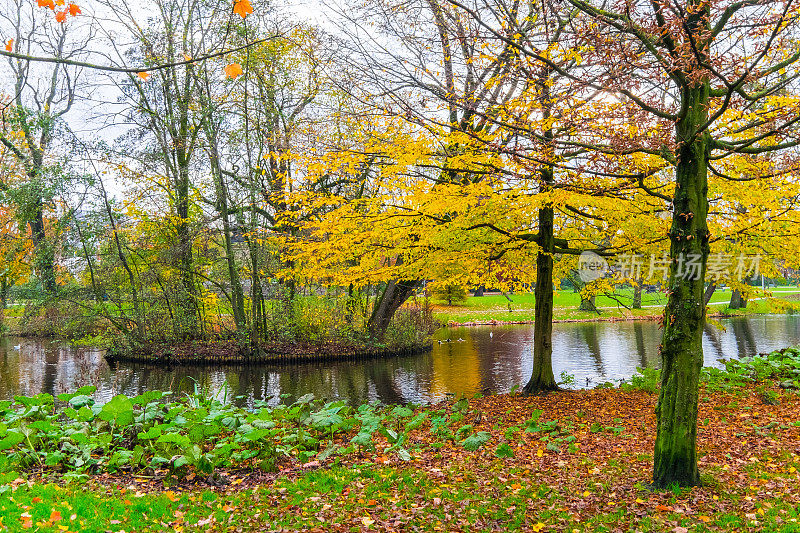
left=2, top=458, right=799, bottom=532
left=432, top=287, right=800, bottom=324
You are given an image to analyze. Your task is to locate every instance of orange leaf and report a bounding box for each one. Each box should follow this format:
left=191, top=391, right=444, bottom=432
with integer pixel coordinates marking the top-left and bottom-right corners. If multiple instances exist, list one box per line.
left=655, top=504, right=674, bottom=512
left=55, top=10, right=67, bottom=23
left=68, top=3, right=81, bottom=16
left=32, top=498, right=42, bottom=504
left=224, top=62, right=243, bottom=79
left=4, top=39, right=13, bottom=52
left=37, top=0, right=55, bottom=9
left=233, top=0, right=253, bottom=18
left=56, top=0, right=65, bottom=5
left=49, top=510, right=62, bottom=522
left=137, top=71, right=150, bottom=81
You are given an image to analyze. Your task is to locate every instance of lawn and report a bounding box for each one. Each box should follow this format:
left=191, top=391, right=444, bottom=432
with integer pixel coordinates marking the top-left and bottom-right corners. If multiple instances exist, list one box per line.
left=432, top=287, right=800, bottom=324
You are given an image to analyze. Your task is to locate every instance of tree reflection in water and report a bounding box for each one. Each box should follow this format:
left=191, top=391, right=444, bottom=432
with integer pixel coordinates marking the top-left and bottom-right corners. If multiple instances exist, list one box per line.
left=1, top=315, right=799, bottom=405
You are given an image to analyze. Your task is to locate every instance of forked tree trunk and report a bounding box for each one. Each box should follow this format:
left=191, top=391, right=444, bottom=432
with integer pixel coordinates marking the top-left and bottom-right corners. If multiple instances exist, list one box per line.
left=367, top=278, right=419, bottom=340
left=524, top=202, right=558, bottom=393
left=653, top=78, right=711, bottom=489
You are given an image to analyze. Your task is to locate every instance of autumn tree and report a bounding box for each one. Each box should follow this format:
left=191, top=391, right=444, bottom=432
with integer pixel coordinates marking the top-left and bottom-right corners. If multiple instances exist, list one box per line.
left=99, top=0, right=249, bottom=338
left=0, top=0, right=90, bottom=294
left=550, top=0, right=800, bottom=487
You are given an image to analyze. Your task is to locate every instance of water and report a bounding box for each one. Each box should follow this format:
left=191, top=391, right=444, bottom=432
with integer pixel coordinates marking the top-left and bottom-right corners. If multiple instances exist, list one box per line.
left=1, top=315, right=798, bottom=406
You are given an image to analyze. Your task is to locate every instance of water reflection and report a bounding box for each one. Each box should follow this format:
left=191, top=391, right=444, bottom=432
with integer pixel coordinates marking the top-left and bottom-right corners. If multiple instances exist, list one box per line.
left=1, top=315, right=799, bottom=406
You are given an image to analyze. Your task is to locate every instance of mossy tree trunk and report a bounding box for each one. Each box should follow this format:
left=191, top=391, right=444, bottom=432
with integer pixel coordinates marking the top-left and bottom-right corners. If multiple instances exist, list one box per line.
left=524, top=200, right=558, bottom=393
left=653, top=66, right=711, bottom=488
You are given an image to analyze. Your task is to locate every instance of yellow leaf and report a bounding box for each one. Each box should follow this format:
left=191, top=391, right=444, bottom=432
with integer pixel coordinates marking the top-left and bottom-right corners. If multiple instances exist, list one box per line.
left=224, top=63, right=243, bottom=79
left=583, top=490, right=590, bottom=497
left=536, top=448, right=543, bottom=457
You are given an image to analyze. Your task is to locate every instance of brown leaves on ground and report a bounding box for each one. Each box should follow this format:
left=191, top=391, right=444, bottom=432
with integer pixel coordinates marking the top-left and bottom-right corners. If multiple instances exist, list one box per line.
left=38, top=384, right=799, bottom=531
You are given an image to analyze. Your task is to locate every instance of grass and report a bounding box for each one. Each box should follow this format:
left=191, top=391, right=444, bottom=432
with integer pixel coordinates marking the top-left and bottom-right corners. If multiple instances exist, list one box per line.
left=3, top=460, right=799, bottom=532
left=432, top=287, right=800, bottom=324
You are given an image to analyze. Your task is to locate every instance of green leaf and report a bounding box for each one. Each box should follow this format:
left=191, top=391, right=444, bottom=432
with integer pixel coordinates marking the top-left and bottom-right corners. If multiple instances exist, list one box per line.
left=462, top=431, right=491, bottom=451
left=98, top=395, right=134, bottom=427
left=405, top=412, right=428, bottom=431
left=495, top=443, right=515, bottom=458
left=69, top=395, right=94, bottom=409
left=0, top=430, right=25, bottom=451
left=157, top=433, right=192, bottom=449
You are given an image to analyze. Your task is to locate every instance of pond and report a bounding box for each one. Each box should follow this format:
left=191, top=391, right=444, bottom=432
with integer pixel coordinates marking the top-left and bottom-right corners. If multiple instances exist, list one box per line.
left=1, top=314, right=799, bottom=406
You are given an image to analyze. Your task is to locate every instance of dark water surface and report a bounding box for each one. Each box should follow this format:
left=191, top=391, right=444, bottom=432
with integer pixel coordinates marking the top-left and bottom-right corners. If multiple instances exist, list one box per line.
left=2, top=315, right=799, bottom=406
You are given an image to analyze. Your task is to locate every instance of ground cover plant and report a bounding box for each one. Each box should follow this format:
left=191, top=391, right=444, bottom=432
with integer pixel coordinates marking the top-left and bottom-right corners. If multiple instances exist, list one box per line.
left=0, top=348, right=798, bottom=531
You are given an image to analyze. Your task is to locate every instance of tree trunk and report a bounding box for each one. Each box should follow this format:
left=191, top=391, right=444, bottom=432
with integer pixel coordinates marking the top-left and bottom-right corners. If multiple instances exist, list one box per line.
left=209, top=144, right=246, bottom=332
left=474, top=285, right=485, bottom=297
left=367, top=278, right=418, bottom=341
left=579, top=294, right=597, bottom=313
left=29, top=202, right=57, bottom=294
left=703, top=283, right=716, bottom=306
left=653, top=76, right=710, bottom=489
left=174, top=148, right=200, bottom=338
left=524, top=203, right=558, bottom=393
left=729, top=289, right=747, bottom=309
left=0, top=278, right=8, bottom=310
left=633, top=278, right=643, bottom=309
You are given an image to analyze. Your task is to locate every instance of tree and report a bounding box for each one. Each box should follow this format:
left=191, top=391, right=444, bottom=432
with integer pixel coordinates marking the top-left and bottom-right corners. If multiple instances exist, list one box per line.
left=0, top=0, right=91, bottom=294
left=557, top=0, right=800, bottom=487
left=101, top=0, right=242, bottom=338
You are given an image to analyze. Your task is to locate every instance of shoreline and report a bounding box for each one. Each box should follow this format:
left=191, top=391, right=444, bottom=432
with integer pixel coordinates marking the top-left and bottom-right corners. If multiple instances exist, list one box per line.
left=445, top=309, right=761, bottom=327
